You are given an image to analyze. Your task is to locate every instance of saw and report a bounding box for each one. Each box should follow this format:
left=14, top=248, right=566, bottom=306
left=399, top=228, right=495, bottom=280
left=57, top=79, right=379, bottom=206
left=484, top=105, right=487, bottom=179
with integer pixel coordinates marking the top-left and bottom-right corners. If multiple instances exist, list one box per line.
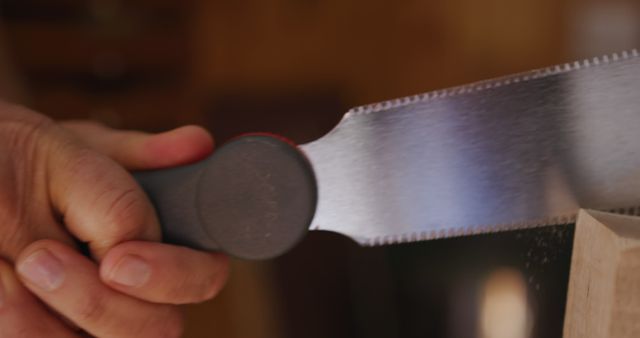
left=135, top=49, right=640, bottom=259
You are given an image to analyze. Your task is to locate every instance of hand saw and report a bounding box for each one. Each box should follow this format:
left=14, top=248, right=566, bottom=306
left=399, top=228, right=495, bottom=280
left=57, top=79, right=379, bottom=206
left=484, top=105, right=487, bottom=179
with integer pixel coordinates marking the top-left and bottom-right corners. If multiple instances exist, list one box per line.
left=135, top=49, right=640, bottom=260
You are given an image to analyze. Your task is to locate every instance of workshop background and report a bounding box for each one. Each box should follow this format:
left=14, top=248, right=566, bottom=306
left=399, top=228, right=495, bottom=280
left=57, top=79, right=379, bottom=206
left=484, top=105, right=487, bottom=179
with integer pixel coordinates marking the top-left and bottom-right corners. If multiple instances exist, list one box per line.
left=0, top=0, right=638, bottom=337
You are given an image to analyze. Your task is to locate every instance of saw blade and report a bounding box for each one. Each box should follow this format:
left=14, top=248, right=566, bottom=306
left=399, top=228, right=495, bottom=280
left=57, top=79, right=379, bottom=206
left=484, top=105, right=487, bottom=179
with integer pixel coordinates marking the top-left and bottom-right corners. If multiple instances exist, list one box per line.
left=301, top=49, right=640, bottom=246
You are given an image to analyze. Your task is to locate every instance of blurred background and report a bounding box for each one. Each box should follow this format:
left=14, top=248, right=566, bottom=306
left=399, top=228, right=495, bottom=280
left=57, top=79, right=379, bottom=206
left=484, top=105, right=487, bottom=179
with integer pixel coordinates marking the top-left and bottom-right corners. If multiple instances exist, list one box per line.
left=0, top=0, right=638, bottom=337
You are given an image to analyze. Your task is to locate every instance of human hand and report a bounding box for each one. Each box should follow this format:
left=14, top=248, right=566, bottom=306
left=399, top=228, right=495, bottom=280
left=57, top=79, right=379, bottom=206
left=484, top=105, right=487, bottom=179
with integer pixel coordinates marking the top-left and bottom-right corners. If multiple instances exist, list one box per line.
left=0, top=102, right=229, bottom=337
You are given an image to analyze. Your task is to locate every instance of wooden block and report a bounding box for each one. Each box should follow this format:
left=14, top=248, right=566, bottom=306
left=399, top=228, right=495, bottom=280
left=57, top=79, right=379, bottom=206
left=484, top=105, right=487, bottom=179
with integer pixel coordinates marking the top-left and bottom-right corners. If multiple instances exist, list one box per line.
left=564, top=209, right=640, bottom=338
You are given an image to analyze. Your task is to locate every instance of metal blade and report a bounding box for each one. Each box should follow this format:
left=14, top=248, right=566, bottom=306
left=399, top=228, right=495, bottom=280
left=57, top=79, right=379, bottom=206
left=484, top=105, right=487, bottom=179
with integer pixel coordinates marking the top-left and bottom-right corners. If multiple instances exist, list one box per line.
left=301, top=50, right=640, bottom=246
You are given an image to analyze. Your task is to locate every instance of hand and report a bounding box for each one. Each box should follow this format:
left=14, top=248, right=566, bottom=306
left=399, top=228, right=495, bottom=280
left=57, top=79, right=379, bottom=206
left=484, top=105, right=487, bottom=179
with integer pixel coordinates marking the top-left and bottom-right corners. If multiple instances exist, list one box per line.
left=0, top=102, right=229, bottom=337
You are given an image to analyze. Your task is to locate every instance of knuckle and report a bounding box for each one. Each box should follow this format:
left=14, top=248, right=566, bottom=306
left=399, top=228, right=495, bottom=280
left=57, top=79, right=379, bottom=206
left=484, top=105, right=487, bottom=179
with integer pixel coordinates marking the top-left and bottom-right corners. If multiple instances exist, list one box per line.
left=60, top=144, right=158, bottom=251
left=103, top=187, right=147, bottom=239
left=90, top=178, right=154, bottom=248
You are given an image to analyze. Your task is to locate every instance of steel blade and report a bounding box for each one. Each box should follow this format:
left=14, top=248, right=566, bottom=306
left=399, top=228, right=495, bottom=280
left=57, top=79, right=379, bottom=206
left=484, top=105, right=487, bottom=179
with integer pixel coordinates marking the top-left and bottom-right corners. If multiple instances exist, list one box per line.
left=301, top=50, right=640, bottom=246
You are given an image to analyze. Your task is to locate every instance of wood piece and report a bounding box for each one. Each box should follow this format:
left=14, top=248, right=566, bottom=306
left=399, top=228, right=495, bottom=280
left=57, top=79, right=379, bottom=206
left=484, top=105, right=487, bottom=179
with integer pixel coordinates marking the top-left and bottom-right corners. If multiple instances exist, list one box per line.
left=564, top=209, right=640, bottom=338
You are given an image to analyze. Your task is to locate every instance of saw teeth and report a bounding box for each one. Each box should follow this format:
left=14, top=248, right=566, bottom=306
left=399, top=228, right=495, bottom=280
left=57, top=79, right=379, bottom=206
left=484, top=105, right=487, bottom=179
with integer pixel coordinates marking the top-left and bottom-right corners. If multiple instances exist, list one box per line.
left=356, top=214, right=576, bottom=247
left=346, top=49, right=639, bottom=118
left=354, top=206, right=640, bottom=247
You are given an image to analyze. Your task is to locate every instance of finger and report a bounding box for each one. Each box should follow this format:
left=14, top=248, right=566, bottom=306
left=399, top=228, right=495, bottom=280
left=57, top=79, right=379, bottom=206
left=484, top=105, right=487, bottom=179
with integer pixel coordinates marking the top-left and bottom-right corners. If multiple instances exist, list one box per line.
left=16, top=240, right=184, bottom=338
left=47, top=134, right=161, bottom=259
left=0, top=258, right=79, bottom=338
left=61, top=121, right=214, bottom=170
left=100, top=241, right=229, bottom=304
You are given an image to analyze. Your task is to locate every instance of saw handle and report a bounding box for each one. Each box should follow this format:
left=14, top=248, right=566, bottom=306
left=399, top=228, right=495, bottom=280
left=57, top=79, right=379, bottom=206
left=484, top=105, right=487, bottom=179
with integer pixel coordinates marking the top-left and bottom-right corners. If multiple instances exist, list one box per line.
left=133, top=134, right=317, bottom=260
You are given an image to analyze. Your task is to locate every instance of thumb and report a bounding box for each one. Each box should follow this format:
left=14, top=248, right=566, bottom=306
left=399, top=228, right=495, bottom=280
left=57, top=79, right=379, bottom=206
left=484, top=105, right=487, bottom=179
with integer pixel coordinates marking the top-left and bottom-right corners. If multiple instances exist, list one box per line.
left=61, top=121, right=214, bottom=170
left=0, top=259, right=79, bottom=337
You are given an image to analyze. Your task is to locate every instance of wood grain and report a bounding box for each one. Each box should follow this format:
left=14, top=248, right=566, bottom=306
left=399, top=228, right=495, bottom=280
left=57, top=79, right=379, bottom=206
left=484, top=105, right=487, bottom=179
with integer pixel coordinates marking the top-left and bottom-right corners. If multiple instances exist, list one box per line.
left=564, top=209, right=640, bottom=338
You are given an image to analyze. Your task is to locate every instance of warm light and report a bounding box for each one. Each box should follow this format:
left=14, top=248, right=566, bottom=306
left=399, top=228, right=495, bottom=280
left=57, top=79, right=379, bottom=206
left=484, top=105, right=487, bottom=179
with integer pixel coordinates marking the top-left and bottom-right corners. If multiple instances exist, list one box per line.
left=479, top=268, right=532, bottom=338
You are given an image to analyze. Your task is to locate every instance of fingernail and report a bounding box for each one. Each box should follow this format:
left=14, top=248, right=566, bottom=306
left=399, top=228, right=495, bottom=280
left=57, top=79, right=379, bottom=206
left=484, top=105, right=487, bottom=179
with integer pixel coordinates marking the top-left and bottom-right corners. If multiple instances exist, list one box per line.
left=108, top=255, right=151, bottom=287
left=18, top=249, right=65, bottom=291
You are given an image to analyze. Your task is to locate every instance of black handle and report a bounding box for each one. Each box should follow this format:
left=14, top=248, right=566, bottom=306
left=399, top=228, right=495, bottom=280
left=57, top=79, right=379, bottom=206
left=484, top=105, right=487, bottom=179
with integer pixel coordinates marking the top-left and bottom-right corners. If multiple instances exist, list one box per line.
left=134, top=135, right=317, bottom=260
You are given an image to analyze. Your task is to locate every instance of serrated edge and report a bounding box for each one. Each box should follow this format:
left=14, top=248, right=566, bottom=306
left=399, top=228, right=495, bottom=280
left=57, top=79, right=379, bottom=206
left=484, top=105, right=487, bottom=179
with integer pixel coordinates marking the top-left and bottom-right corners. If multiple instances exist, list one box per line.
left=346, top=49, right=639, bottom=118
left=353, top=206, right=640, bottom=247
